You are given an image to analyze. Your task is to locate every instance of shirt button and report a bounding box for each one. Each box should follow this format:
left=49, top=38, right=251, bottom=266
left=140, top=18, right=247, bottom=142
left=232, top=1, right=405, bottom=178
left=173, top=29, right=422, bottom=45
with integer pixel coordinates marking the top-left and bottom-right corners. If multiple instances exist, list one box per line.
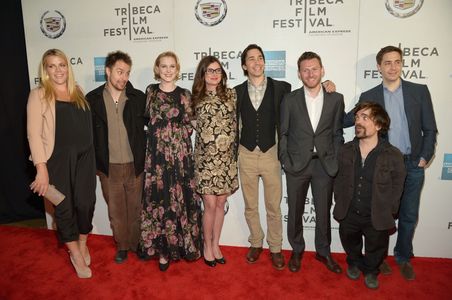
left=358, top=183, right=362, bottom=187
left=360, top=176, right=363, bottom=180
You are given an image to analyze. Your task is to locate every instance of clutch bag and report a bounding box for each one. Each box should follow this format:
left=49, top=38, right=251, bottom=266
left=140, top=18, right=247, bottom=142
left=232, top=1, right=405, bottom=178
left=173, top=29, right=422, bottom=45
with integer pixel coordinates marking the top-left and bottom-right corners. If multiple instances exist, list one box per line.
left=44, top=185, right=65, bottom=206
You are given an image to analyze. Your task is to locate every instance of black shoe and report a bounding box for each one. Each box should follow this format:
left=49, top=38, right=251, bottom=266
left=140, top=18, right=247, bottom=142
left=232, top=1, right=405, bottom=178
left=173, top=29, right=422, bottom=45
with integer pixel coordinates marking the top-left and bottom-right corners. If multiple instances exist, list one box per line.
left=315, top=253, right=342, bottom=274
left=215, top=257, right=226, bottom=264
left=115, top=250, right=128, bottom=264
left=346, top=265, right=361, bottom=280
left=288, top=251, right=303, bottom=272
left=137, top=248, right=152, bottom=261
left=364, top=273, right=379, bottom=289
left=159, top=260, right=170, bottom=272
left=204, top=258, right=217, bottom=267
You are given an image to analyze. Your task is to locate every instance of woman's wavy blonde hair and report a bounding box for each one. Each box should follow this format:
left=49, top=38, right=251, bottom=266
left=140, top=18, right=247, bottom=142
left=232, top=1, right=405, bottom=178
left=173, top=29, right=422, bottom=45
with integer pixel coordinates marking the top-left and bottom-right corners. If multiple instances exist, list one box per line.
left=39, top=48, right=88, bottom=110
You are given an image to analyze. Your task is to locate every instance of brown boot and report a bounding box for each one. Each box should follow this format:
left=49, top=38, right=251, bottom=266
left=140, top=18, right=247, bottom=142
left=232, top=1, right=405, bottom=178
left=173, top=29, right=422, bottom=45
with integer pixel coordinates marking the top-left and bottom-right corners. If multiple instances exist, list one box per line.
left=246, top=247, right=263, bottom=263
left=270, top=252, right=285, bottom=270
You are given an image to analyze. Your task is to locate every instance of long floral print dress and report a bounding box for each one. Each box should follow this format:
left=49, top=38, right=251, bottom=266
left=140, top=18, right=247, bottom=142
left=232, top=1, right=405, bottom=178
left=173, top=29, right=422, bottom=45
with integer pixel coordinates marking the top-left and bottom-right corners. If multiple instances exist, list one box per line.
left=140, top=84, right=202, bottom=261
left=194, top=88, right=239, bottom=195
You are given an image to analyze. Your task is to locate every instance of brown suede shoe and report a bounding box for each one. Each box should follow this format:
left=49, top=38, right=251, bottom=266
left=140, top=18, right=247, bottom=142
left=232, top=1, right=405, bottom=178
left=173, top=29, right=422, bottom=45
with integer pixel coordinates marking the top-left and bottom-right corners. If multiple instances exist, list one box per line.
left=246, top=247, right=263, bottom=263
left=288, top=251, right=303, bottom=272
left=270, top=252, right=285, bottom=270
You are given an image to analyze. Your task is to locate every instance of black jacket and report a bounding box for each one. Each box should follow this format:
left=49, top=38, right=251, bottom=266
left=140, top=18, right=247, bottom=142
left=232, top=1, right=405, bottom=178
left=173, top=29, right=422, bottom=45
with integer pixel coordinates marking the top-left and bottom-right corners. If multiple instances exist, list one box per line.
left=333, top=139, right=406, bottom=230
left=85, top=82, right=146, bottom=176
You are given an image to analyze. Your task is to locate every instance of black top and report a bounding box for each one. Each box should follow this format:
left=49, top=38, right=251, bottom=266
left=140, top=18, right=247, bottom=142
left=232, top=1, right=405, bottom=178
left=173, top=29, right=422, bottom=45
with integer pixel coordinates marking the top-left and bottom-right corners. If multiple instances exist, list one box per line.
left=350, top=139, right=383, bottom=216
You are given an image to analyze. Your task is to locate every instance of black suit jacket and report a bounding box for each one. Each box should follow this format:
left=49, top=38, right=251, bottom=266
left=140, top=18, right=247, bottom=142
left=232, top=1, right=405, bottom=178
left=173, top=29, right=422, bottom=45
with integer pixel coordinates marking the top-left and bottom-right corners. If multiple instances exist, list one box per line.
left=344, top=79, right=438, bottom=163
left=279, top=87, right=344, bottom=176
left=235, top=77, right=291, bottom=142
left=85, top=81, right=146, bottom=177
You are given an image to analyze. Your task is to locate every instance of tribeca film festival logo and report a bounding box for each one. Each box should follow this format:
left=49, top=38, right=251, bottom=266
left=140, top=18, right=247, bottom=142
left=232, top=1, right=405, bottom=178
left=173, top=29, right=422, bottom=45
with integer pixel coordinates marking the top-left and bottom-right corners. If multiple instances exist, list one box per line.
left=103, top=3, right=167, bottom=42
left=385, top=0, right=424, bottom=18
left=283, top=196, right=328, bottom=230
left=180, top=47, right=241, bottom=81
left=272, top=0, right=352, bottom=36
left=194, top=0, right=227, bottom=26
left=180, top=48, right=287, bottom=81
left=40, top=10, right=66, bottom=39
left=364, top=43, right=439, bottom=80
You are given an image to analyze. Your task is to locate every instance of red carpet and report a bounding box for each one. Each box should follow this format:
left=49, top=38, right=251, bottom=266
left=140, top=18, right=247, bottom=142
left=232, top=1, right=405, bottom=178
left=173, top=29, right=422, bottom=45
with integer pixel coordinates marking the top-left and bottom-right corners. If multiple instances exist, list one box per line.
left=0, top=226, right=451, bottom=300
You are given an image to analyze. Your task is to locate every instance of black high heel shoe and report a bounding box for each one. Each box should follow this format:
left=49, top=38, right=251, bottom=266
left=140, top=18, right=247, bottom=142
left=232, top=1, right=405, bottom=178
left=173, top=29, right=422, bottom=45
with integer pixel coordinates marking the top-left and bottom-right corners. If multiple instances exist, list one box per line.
left=204, top=258, right=217, bottom=267
left=159, top=260, right=170, bottom=272
left=159, top=257, right=170, bottom=272
left=215, top=257, right=226, bottom=264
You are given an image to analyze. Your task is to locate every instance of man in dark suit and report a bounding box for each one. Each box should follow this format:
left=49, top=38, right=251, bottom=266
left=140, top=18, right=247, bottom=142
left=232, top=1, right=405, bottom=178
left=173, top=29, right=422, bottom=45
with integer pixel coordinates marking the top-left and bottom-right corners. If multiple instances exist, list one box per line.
left=334, top=102, right=406, bottom=289
left=235, top=44, right=291, bottom=270
left=344, top=46, right=437, bottom=280
left=280, top=51, right=344, bottom=273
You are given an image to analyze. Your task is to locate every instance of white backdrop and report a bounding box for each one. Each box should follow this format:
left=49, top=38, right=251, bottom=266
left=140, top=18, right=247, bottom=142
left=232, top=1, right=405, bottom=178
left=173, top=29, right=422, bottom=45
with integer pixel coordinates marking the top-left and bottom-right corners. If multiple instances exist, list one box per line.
left=22, top=0, right=452, bottom=258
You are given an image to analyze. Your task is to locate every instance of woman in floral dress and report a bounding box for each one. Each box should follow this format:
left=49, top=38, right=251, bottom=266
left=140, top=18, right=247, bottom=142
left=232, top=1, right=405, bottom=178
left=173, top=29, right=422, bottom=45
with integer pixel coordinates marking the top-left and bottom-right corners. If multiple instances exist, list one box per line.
left=139, top=52, right=202, bottom=271
left=192, top=55, right=239, bottom=267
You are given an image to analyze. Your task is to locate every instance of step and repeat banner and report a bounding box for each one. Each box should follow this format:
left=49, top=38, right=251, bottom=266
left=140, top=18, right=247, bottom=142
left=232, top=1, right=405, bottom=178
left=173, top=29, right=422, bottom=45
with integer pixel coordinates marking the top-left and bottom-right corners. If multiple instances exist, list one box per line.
left=22, top=0, right=452, bottom=258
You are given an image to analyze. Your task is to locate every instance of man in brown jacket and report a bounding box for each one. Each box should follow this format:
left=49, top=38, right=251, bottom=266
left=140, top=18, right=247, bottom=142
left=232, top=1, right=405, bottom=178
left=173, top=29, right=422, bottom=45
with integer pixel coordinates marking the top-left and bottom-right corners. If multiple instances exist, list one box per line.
left=333, top=102, right=406, bottom=289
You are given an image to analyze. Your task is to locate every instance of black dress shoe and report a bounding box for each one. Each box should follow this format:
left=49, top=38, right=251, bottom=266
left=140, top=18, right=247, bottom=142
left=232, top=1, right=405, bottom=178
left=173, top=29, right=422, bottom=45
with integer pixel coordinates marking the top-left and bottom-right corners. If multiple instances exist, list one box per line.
left=137, top=249, right=152, bottom=261
left=159, top=260, right=170, bottom=272
left=288, top=251, right=303, bottom=272
left=315, top=253, right=342, bottom=274
left=215, top=257, right=226, bottom=264
left=204, top=258, right=217, bottom=267
left=115, top=250, right=128, bottom=264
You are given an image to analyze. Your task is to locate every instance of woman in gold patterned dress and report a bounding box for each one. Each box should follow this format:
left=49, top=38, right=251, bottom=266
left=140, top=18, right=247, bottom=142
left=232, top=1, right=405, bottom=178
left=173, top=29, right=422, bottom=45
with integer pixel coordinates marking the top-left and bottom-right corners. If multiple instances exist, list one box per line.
left=192, top=56, right=238, bottom=267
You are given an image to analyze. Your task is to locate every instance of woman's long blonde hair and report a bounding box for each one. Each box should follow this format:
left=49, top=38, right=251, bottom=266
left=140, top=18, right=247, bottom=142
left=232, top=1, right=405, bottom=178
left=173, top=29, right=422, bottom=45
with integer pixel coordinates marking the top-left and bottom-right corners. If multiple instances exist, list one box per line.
left=39, top=49, right=89, bottom=110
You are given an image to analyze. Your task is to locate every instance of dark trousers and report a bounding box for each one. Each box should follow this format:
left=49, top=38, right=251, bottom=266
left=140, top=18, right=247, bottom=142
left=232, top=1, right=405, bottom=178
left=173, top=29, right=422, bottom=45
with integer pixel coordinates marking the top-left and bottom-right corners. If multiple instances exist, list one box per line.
left=394, top=158, right=424, bottom=263
left=286, top=158, right=333, bottom=256
left=51, top=147, right=96, bottom=243
left=99, top=163, right=143, bottom=251
left=339, top=210, right=389, bottom=275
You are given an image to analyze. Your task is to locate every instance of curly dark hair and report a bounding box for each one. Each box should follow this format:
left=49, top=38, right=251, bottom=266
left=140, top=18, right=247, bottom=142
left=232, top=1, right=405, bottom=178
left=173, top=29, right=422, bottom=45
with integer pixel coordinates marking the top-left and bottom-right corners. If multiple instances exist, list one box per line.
left=105, top=50, right=132, bottom=69
left=353, top=101, right=390, bottom=135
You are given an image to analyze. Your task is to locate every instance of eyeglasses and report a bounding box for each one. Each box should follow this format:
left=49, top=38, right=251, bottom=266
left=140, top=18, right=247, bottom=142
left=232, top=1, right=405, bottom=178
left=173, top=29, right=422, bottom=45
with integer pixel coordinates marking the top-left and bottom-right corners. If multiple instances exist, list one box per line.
left=206, top=68, right=222, bottom=75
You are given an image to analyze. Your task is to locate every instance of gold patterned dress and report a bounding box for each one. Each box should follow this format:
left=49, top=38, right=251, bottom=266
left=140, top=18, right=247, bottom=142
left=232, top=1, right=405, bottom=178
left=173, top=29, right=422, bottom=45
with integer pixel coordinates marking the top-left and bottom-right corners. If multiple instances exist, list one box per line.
left=194, top=88, right=238, bottom=195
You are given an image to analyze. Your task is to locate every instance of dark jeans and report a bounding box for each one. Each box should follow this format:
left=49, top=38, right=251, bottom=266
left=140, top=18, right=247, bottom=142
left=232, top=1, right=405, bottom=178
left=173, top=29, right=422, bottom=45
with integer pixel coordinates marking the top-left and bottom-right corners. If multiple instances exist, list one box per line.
left=99, top=163, right=143, bottom=251
left=339, top=211, right=389, bottom=275
left=394, top=158, right=425, bottom=263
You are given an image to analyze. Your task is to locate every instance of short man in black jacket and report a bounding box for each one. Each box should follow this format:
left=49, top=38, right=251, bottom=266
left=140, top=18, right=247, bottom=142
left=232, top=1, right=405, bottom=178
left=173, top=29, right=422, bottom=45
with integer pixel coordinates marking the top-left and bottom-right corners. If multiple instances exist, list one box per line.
left=334, top=102, right=406, bottom=289
left=85, top=51, right=145, bottom=263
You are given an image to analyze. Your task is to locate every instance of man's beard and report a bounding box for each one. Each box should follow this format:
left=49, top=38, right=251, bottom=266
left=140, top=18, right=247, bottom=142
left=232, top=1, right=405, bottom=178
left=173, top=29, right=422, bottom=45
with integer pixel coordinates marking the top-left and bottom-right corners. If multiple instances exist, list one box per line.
left=355, top=125, right=367, bottom=138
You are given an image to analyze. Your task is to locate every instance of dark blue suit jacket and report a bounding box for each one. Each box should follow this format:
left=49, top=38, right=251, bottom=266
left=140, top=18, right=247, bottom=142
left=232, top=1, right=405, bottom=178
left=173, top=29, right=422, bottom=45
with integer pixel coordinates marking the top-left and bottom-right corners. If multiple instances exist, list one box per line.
left=344, top=79, right=437, bottom=163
